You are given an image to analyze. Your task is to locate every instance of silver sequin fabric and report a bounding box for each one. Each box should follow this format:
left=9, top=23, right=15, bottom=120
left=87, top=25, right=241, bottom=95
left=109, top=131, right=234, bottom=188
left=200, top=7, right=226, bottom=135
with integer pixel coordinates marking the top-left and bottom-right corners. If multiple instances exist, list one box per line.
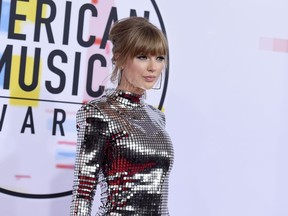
left=70, top=89, right=174, bottom=216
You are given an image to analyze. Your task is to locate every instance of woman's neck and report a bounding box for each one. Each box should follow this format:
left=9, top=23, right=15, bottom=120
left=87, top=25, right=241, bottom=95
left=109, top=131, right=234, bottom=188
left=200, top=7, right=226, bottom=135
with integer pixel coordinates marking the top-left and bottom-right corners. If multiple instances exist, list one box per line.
left=117, top=76, right=145, bottom=95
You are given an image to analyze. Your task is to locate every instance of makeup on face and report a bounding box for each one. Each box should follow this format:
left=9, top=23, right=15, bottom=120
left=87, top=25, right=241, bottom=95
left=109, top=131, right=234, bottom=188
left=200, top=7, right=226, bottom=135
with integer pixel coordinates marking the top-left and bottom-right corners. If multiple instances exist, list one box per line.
left=118, top=54, right=165, bottom=93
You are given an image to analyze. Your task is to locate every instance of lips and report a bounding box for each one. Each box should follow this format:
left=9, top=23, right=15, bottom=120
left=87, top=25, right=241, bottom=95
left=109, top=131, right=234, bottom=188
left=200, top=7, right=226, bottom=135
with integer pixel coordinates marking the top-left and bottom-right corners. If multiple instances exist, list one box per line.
left=143, top=76, right=156, bottom=82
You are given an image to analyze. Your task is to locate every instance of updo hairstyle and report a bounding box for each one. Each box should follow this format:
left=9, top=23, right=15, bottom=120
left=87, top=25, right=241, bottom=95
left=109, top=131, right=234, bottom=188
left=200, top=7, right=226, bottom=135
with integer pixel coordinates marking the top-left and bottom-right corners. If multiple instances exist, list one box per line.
left=109, top=17, right=168, bottom=82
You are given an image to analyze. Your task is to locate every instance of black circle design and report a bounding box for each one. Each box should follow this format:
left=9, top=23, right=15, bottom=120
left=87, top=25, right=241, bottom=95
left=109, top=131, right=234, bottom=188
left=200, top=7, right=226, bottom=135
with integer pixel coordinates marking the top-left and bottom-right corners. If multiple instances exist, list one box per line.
left=0, top=187, right=72, bottom=199
left=151, top=0, right=170, bottom=111
left=0, top=0, right=169, bottom=199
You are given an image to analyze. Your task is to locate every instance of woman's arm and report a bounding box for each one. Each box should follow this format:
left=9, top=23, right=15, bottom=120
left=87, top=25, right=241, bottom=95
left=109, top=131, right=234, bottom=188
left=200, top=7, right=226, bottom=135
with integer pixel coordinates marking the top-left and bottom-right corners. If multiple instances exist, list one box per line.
left=70, top=103, right=109, bottom=216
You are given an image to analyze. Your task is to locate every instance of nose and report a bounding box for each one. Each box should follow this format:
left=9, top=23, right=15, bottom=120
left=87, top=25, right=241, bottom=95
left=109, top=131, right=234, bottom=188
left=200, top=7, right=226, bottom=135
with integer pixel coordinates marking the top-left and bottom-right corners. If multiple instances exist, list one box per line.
left=147, top=59, right=157, bottom=72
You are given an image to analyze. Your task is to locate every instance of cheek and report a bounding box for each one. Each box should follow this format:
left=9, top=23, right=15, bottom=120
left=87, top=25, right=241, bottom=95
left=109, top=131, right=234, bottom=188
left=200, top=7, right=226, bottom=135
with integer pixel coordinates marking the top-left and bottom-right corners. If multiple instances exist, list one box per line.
left=123, top=68, right=139, bottom=83
left=157, top=64, right=165, bottom=74
left=127, top=64, right=144, bottom=77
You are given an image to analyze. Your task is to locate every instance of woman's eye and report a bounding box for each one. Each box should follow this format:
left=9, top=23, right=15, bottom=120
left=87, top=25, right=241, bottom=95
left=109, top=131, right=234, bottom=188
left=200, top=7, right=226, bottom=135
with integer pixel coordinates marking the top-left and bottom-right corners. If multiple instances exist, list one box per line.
left=136, top=55, right=147, bottom=60
left=157, top=56, right=165, bottom=61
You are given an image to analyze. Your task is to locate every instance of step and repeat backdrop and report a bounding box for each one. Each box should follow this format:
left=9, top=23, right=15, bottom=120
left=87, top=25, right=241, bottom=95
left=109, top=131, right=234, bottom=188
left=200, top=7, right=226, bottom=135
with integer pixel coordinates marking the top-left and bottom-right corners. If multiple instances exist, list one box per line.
left=1, top=0, right=288, bottom=216
left=0, top=0, right=170, bottom=215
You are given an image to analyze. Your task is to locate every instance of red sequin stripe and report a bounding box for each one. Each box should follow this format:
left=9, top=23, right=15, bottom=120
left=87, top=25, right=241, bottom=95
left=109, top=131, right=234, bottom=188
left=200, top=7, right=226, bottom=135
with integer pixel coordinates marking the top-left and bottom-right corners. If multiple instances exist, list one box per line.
left=108, top=158, right=156, bottom=176
left=121, top=92, right=141, bottom=103
left=79, top=176, right=95, bottom=181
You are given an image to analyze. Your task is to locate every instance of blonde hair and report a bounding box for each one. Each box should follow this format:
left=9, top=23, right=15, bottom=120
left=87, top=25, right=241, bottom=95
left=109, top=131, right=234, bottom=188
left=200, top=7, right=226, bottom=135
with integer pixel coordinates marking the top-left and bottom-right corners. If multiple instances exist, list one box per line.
left=109, top=17, right=168, bottom=82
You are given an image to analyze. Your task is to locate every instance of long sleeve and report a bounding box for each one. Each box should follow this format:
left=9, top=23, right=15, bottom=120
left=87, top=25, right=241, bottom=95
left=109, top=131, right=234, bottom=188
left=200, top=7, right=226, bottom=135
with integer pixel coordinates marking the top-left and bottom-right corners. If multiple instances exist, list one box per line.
left=70, top=103, right=109, bottom=216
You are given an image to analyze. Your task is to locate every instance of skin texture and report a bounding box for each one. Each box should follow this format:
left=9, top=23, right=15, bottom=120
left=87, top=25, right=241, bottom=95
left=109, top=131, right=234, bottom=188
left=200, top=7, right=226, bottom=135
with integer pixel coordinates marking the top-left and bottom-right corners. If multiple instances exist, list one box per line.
left=117, top=54, right=165, bottom=95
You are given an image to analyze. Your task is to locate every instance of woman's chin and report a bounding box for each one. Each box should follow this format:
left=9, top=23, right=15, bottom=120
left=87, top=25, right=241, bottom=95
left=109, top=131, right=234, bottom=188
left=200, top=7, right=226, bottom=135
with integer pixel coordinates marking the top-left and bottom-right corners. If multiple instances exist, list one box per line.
left=142, top=82, right=158, bottom=90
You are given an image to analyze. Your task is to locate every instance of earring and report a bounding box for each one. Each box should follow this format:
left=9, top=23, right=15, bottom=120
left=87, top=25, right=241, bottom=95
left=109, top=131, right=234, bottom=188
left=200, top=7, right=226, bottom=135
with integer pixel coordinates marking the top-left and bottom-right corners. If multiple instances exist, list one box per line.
left=152, top=73, right=162, bottom=90
left=117, top=69, right=123, bottom=86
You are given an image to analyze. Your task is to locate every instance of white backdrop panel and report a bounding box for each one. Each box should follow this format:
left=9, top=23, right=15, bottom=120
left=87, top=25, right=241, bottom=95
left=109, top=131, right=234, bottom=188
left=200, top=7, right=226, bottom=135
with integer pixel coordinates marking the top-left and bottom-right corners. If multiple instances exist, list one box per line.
left=1, top=0, right=288, bottom=216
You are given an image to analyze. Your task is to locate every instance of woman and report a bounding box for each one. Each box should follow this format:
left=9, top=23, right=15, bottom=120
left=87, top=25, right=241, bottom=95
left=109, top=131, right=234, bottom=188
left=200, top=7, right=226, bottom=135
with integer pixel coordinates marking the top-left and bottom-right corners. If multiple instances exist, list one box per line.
left=70, top=16, right=174, bottom=216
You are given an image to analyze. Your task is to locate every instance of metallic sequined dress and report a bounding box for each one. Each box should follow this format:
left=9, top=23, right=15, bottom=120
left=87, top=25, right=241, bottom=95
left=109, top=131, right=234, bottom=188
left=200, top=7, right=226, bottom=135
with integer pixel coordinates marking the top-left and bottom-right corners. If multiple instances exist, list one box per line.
left=70, top=89, right=174, bottom=216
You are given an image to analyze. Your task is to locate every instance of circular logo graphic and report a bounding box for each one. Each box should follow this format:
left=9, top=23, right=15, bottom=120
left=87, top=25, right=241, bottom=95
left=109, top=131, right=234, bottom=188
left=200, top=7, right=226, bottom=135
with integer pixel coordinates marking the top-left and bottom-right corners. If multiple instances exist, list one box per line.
left=0, top=0, right=169, bottom=198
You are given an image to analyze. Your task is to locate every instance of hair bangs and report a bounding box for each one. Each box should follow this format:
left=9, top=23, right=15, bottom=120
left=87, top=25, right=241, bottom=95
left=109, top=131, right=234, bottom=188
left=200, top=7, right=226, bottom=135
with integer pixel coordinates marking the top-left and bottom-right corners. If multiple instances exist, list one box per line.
left=128, top=27, right=168, bottom=58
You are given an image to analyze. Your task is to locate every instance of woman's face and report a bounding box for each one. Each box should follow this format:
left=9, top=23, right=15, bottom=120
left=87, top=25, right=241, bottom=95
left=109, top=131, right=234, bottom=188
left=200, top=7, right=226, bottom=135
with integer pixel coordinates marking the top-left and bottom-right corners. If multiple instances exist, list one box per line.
left=118, top=54, right=165, bottom=94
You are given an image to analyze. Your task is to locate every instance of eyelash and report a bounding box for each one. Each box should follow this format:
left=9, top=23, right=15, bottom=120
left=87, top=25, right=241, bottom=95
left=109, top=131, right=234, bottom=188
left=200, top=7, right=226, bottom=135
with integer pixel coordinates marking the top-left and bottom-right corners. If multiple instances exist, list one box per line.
left=136, top=55, right=165, bottom=61
left=157, top=56, right=165, bottom=61
left=136, top=55, right=147, bottom=60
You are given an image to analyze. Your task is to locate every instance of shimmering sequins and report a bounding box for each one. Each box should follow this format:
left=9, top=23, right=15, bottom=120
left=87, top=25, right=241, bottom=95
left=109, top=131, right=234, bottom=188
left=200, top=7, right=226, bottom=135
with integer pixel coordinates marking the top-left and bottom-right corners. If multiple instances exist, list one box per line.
left=71, top=89, right=174, bottom=216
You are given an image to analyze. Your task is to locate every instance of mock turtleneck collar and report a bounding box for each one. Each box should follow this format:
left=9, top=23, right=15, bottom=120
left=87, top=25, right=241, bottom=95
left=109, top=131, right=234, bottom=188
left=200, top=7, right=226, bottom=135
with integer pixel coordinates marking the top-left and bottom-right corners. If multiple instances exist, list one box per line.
left=107, top=89, right=145, bottom=108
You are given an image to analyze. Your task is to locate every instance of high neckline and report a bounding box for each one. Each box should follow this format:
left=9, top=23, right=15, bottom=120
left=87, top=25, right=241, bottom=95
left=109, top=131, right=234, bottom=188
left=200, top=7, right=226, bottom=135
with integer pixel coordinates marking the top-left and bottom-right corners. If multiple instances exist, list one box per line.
left=107, top=89, right=145, bottom=108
